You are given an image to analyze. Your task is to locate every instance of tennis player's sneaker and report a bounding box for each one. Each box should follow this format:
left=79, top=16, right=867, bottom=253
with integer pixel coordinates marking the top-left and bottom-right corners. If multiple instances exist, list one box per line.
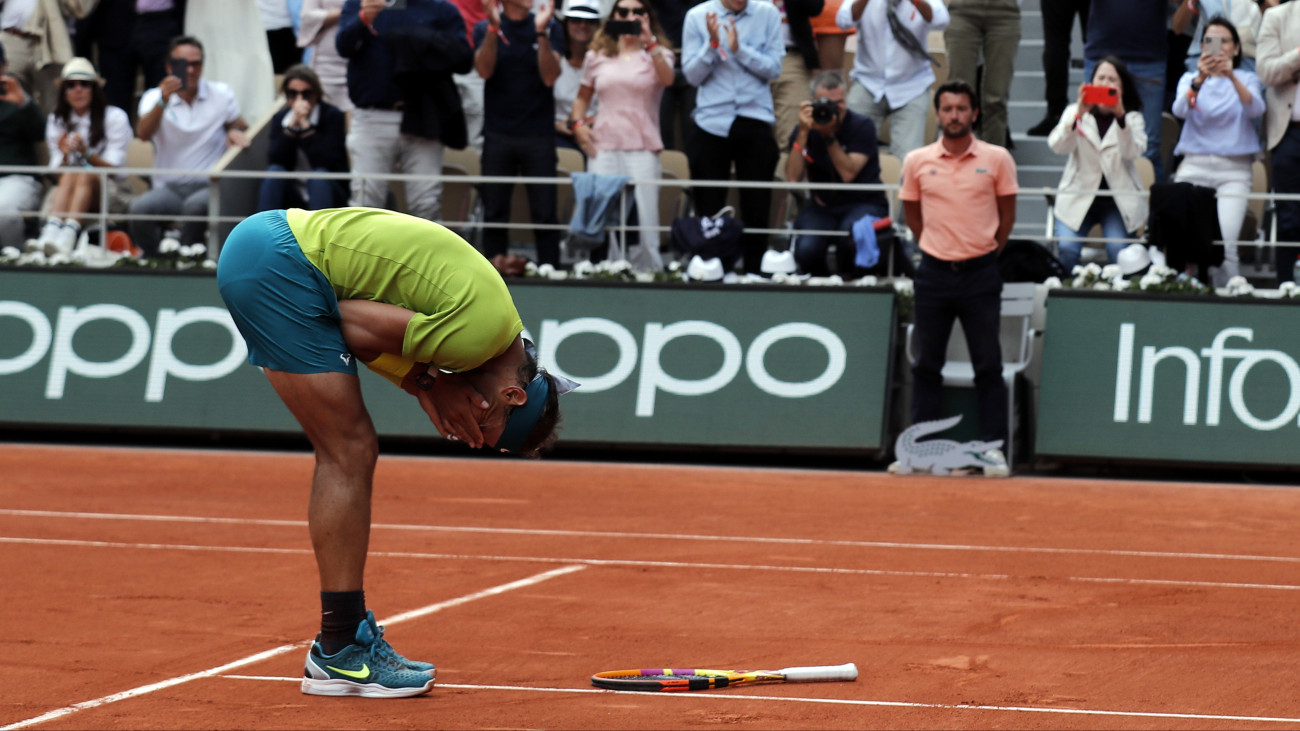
left=302, top=615, right=435, bottom=698
left=978, top=448, right=1010, bottom=478
left=360, top=610, right=436, bottom=675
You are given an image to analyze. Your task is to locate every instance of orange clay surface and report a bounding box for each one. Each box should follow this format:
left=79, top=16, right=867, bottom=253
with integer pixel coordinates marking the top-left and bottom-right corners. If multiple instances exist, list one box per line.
left=2, top=443, right=1299, bottom=730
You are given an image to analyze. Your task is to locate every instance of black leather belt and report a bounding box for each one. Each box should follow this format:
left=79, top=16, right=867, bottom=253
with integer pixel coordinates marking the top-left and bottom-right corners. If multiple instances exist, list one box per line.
left=921, top=251, right=998, bottom=272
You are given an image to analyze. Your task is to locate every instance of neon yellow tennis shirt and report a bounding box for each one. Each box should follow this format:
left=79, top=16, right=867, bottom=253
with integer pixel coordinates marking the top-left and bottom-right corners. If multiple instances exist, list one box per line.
left=286, top=207, right=523, bottom=374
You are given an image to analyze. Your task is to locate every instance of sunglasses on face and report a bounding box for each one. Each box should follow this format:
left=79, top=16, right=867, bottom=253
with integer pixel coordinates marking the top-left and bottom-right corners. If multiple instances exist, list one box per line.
left=170, top=58, right=203, bottom=68
left=613, top=6, right=647, bottom=16
left=285, top=88, right=315, bottom=100
left=64, top=80, right=94, bottom=89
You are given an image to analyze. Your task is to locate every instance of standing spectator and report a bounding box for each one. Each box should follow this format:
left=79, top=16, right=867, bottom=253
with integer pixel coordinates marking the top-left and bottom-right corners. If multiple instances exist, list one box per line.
left=75, top=1, right=186, bottom=121
left=187, top=0, right=277, bottom=122
left=130, top=36, right=249, bottom=257
left=569, top=0, right=675, bottom=269
left=556, top=0, right=601, bottom=152
left=650, top=0, right=704, bottom=150
left=1046, top=56, right=1148, bottom=272
left=474, top=0, right=566, bottom=266
left=1, top=0, right=95, bottom=113
left=1170, top=16, right=1263, bottom=285
left=786, top=71, right=890, bottom=276
left=30, top=58, right=132, bottom=256
left=0, top=43, right=44, bottom=250
left=449, top=0, right=490, bottom=152
left=258, top=65, right=349, bottom=212
left=681, top=0, right=784, bottom=272
left=769, top=0, right=825, bottom=152
left=944, top=0, right=1019, bottom=148
left=810, top=0, right=854, bottom=73
left=897, top=78, right=1017, bottom=476
left=337, top=0, right=473, bottom=222
left=1082, top=0, right=1174, bottom=181
left=1256, top=0, right=1300, bottom=283
left=1026, top=0, right=1090, bottom=136
left=299, top=0, right=352, bottom=112
left=259, top=0, right=303, bottom=74
left=836, top=0, right=948, bottom=160
left=1172, top=0, right=1260, bottom=73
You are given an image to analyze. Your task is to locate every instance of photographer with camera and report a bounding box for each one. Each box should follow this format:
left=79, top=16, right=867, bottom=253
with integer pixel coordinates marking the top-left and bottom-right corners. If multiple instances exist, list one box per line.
left=785, top=71, right=889, bottom=276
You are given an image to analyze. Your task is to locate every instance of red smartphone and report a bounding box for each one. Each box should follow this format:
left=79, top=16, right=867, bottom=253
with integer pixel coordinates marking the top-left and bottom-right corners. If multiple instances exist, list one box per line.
left=1082, top=84, right=1118, bottom=106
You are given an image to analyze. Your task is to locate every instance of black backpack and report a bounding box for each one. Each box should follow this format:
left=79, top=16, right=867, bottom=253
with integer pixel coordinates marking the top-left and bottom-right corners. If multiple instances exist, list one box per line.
left=998, top=239, right=1067, bottom=283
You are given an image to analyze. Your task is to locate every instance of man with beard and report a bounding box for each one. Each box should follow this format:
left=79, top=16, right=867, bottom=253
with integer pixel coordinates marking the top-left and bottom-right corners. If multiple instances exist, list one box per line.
left=894, top=78, right=1017, bottom=477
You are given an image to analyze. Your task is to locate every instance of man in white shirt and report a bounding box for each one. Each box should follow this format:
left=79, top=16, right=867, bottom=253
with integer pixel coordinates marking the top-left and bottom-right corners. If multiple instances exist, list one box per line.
left=836, top=0, right=947, bottom=161
left=130, top=35, right=250, bottom=257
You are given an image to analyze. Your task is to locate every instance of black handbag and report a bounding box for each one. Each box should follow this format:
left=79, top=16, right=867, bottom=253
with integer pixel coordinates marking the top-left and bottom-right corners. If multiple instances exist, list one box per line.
left=670, top=205, right=744, bottom=267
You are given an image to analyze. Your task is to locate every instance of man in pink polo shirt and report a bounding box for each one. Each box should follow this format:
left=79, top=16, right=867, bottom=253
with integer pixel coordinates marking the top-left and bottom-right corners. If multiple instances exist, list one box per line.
left=897, top=78, right=1017, bottom=476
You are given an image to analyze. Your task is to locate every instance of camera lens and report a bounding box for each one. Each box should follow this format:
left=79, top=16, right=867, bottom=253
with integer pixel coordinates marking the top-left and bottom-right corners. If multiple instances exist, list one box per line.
left=811, top=98, right=836, bottom=125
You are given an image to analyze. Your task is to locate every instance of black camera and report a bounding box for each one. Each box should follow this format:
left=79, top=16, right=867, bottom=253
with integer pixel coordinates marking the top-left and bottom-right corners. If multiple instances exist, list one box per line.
left=811, top=97, right=838, bottom=125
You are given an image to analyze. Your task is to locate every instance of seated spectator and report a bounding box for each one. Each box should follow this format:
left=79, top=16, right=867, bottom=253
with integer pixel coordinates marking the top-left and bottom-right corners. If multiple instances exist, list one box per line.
left=1170, top=16, right=1264, bottom=285
left=258, top=65, right=349, bottom=212
left=130, top=36, right=249, bottom=257
left=1256, top=0, right=1300, bottom=284
left=555, top=0, right=601, bottom=153
left=338, top=0, right=473, bottom=223
left=0, top=43, right=45, bottom=251
left=1046, top=56, right=1148, bottom=273
left=474, top=0, right=566, bottom=267
left=298, top=0, right=353, bottom=112
left=570, top=0, right=675, bottom=270
left=836, top=0, right=948, bottom=162
left=785, top=71, right=889, bottom=276
left=29, top=58, right=132, bottom=256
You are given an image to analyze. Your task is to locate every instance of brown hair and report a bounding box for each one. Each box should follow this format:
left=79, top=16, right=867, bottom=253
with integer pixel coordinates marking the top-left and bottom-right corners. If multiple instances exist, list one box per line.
left=280, top=64, right=325, bottom=102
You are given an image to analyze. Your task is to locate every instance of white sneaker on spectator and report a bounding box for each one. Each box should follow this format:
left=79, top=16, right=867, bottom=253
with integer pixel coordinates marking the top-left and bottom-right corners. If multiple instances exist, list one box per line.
left=979, top=449, right=1009, bottom=478
left=46, top=221, right=80, bottom=256
left=29, top=218, right=62, bottom=252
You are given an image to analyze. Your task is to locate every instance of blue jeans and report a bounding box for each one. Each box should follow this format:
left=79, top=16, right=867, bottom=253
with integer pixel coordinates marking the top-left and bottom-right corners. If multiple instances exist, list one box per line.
left=1053, top=196, right=1132, bottom=272
left=792, top=200, right=888, bottom=276
left=1086, top=57, right=1165, bottom=182
left=257, top=165, right=347, bottom=212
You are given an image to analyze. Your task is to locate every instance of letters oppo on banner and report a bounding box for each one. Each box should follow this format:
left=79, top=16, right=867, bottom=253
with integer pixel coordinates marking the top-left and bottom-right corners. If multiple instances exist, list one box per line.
left=0, top=271, right=896, bottom=452
left=1037, top=291, right=1300, bottom=467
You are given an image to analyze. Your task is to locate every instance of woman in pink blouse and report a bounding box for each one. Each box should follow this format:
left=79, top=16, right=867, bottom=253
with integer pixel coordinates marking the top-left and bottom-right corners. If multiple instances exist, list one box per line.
left=568, top=0, right=674, bottom=271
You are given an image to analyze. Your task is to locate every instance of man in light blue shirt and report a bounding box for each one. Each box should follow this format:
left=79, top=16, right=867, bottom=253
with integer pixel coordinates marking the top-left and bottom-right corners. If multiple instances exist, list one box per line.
left=682, top=0, right=784, bottom=273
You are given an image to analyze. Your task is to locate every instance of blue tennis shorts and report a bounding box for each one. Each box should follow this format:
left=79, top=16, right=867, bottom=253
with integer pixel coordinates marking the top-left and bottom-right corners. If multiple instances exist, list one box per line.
left=217, top=210, right=358, bottom=375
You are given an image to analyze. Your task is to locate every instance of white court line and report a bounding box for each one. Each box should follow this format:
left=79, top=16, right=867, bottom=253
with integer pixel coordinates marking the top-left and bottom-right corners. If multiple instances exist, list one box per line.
left=3, top=535, right=1299, bottom=592
left=216, top=675, right=1300, bottom=726
left=3, top=508, right=1297, bottom=565
left=0, top=565, right=586, bottom=731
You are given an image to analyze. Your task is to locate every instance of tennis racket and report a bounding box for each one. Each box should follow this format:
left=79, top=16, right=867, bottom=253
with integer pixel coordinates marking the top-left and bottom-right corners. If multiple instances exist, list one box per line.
left=591, top=662, right=858, bottom=692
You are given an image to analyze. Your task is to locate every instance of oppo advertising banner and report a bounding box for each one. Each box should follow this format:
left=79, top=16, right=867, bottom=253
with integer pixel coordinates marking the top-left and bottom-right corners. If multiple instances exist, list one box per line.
left=0, top=270, right=896, bottom=452
left=1037, top=290, right=1300, bottom=466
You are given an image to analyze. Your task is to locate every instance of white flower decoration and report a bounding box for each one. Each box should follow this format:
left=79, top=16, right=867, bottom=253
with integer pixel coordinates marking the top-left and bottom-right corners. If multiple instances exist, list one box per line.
left=1043, top=276, right=1062, bottom=289
left=159, top=238, right=181, bottom=254
left=202, top=259, right=217, bottom=270
left=855, top=275, right=878, bottom=287
left=189, top=243, right=206, bottom=257
left=536, top=263, right=555, bottom=278
left=1, top=246, right=20, bottom=261
left=524, top=260, right=538, bottom=275
left=1100, top=264, right=1122, bottom=281
left=572, top=260, right=594, bottom=277
left=892, top=277, right=913, bottom=295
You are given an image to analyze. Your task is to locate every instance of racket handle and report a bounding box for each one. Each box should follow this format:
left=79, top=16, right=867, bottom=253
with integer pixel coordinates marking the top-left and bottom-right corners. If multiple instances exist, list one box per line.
left=779, top=663, right=858, bottom=683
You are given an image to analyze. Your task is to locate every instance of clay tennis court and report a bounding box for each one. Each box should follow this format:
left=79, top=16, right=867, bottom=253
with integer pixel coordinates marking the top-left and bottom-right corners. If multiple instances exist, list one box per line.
left=2, top=442, right=1298, bottom=730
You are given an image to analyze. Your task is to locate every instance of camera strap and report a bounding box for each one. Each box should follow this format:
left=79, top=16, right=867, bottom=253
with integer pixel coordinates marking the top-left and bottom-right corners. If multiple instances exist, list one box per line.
left=886, top=0, right=941, bottom=67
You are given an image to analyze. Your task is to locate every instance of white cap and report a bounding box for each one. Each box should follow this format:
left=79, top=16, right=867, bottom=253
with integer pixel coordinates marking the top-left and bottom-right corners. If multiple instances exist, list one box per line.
left=685, top=255, right=725, bottom=282
left=564, top=0, right=602, bottom=19
left=760, top=249, right=797, bottom=276
left=1117, top=242, right=1151, bottom=275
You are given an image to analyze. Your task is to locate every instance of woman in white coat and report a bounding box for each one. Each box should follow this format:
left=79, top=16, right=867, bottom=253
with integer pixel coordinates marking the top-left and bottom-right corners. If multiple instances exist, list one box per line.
left=1047, top=56, right=1148, bottom=273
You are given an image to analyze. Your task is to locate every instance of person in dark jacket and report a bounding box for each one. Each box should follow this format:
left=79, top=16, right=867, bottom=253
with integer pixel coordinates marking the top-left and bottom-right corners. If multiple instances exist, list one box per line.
left=258, top=65, right=350, bottom=212
left=337, top=0, right=473, bottom=222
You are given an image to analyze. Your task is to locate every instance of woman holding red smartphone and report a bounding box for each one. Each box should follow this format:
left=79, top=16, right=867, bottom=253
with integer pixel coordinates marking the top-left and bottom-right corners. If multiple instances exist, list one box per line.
left=1046, top=55, right=1148, bottom=273
left=1171, top=15, right=1264, bottom=285
left=567, top=0, right=674, bottom=271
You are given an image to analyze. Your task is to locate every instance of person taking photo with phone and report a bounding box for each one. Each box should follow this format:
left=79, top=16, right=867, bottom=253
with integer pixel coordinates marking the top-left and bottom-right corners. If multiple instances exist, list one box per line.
left=568, top=0, right=675, bottom=271
left=1171, top=16, right=1264, bottom=285
left=130, top=36, right=250, bottom=258
left=27, top=58, right=132, bottom=258
left=1045, top=55, right=1147, bottom=273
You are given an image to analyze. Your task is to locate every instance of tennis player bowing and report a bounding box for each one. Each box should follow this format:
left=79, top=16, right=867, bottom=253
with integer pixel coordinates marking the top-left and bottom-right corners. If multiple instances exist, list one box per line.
left=896, top=79, right=1017, bottom=477
left=217, top=207, right=569, bottom=697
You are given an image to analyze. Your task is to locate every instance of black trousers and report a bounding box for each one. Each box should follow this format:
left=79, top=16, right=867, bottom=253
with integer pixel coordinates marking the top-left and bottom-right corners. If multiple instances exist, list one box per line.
left=659, top=66, right=697, bottom=151
left=686, top=116, right=780, bottom=273
left=1040, top=0, right=1089, bottom=114
left=1273, top=124, right=1300, bottom=284
left=911, top=252, right=1009, bottom=446
left=480, top=131, right=561, bottom=266
left=98, top=10, right=181, bottom=118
